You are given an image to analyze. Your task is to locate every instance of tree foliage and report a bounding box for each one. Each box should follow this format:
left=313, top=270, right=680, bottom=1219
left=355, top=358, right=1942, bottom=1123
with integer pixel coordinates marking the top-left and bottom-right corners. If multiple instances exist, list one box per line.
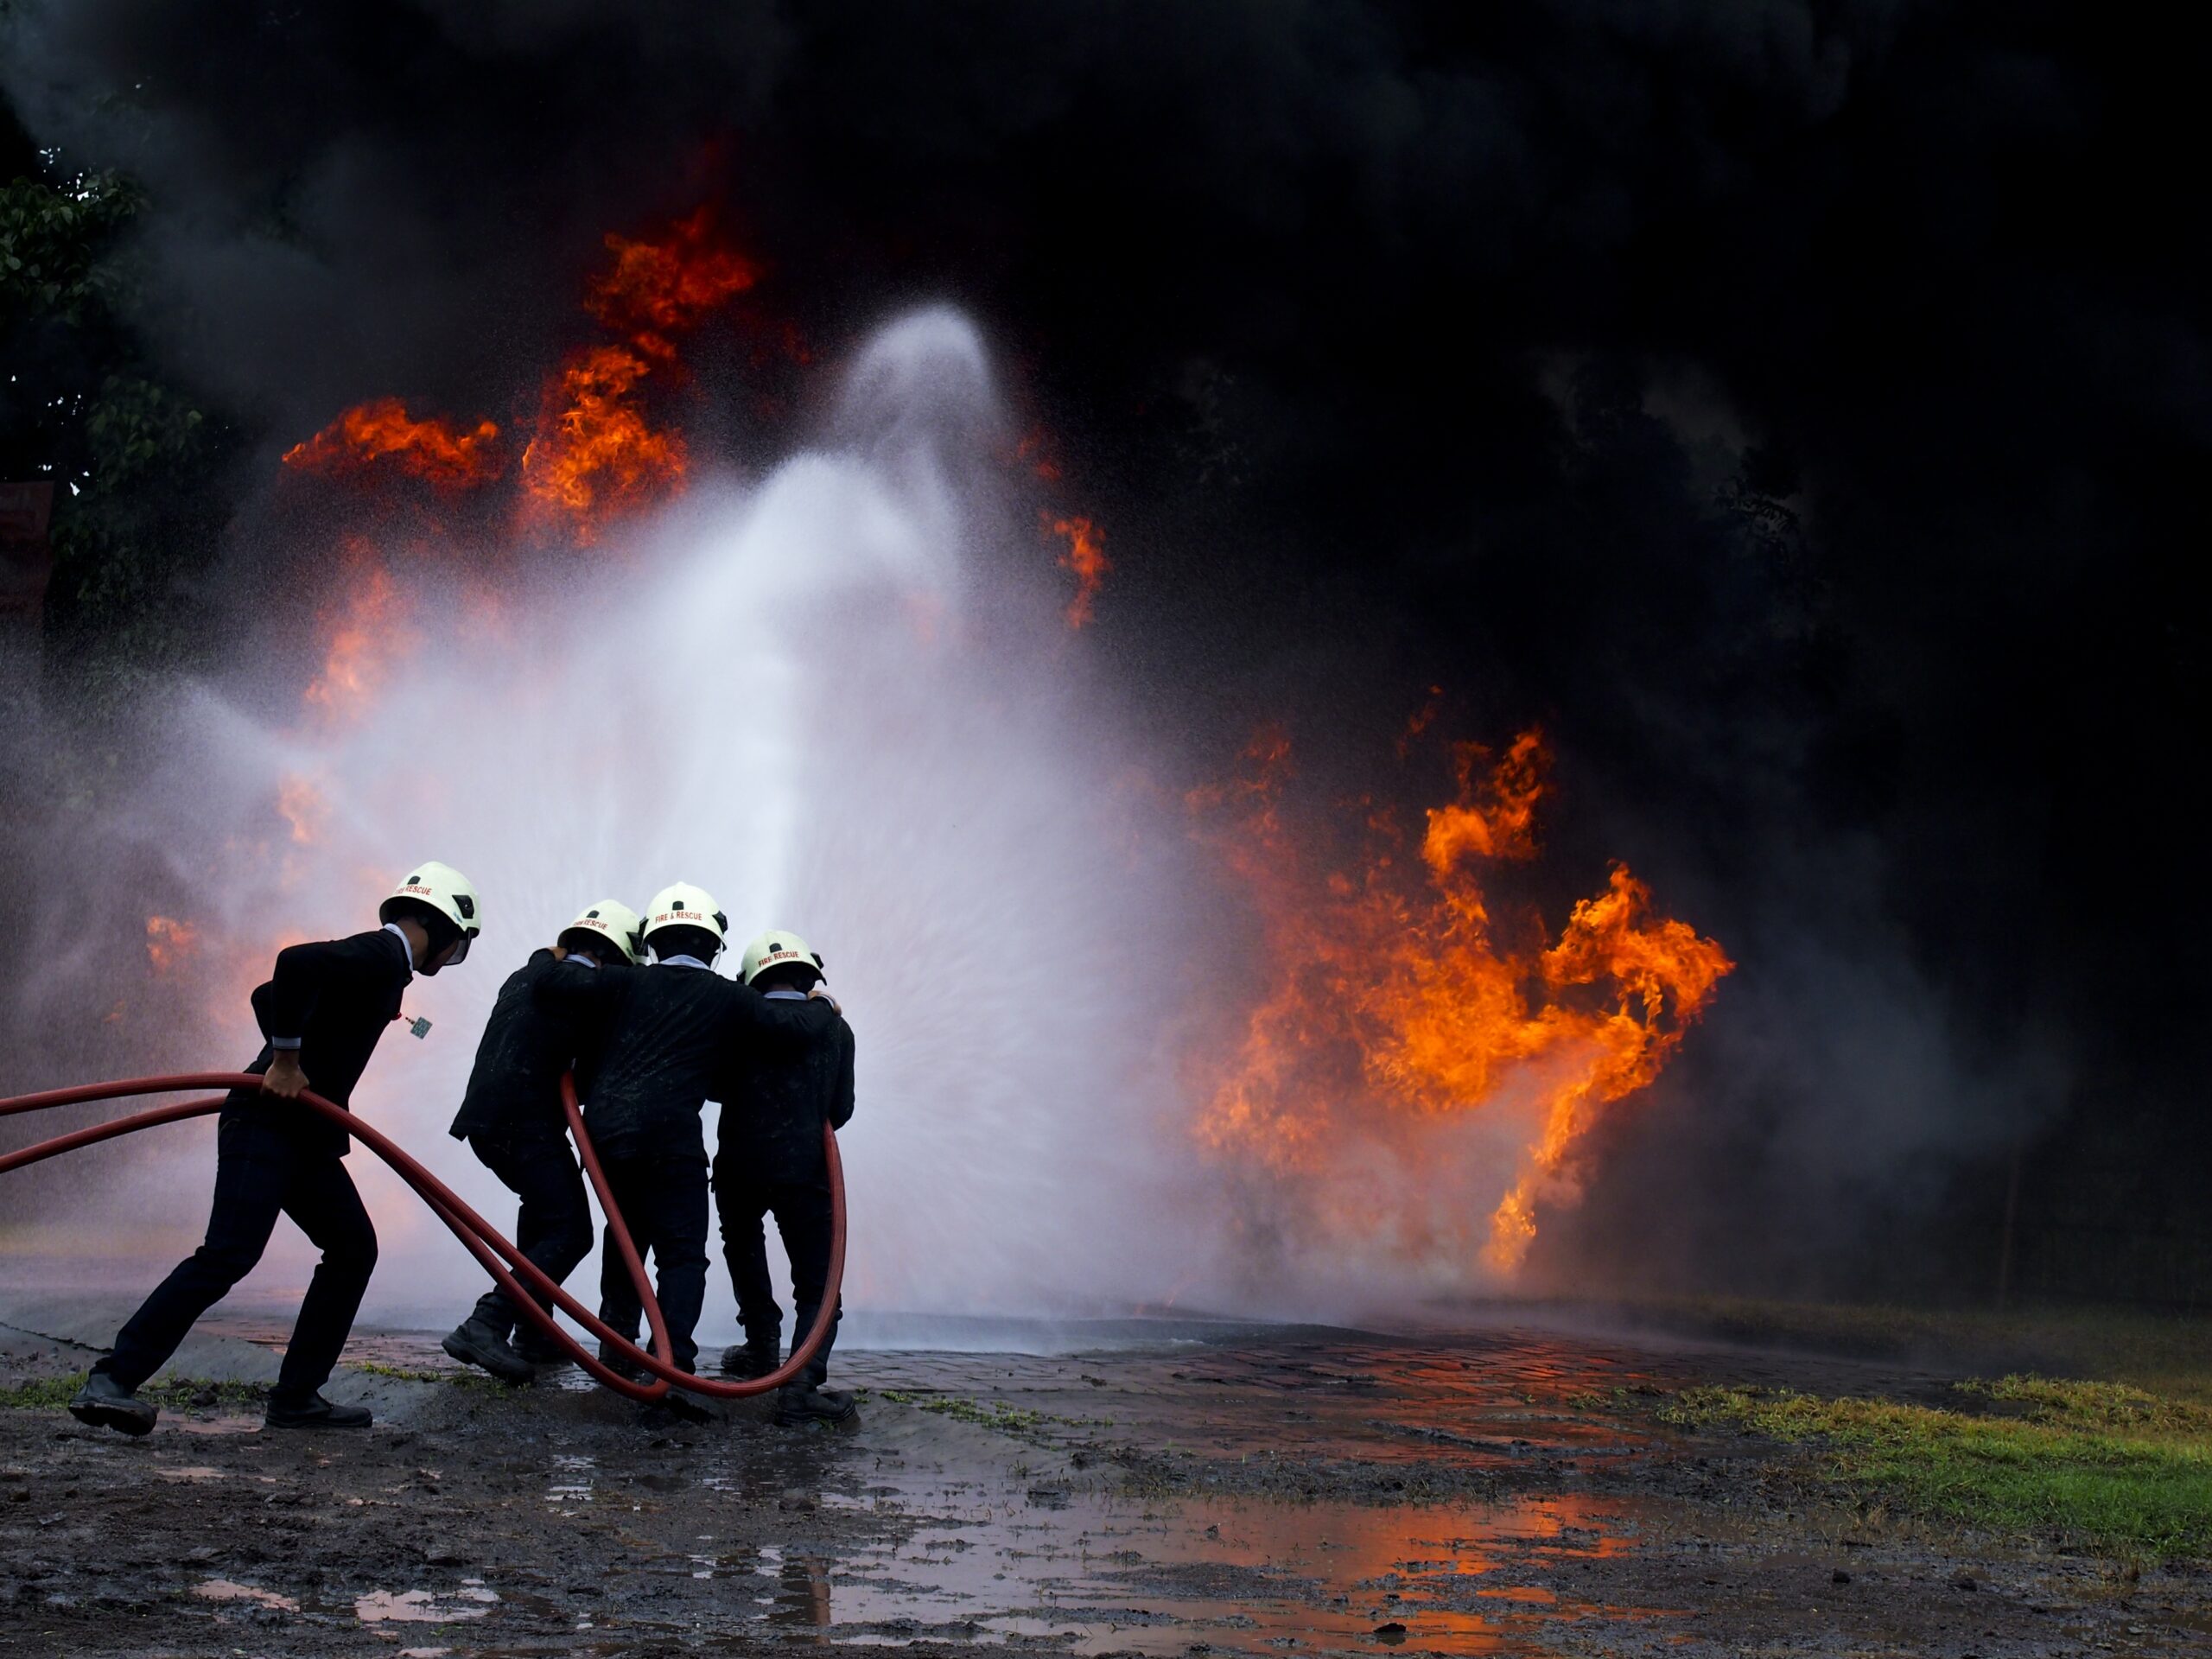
left=0, top=169, right=138, bottom=321
left=0, top=109, right=234, bottom=700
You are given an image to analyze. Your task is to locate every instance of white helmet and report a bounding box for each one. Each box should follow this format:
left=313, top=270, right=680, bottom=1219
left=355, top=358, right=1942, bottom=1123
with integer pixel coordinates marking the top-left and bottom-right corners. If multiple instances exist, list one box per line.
left=740, top=928, right=823, bottom=987
left=379, top=860, right=482, bottom=968
left=559, top=899, right=645, bottom=964
left=642, top=881, right=728, bottom=957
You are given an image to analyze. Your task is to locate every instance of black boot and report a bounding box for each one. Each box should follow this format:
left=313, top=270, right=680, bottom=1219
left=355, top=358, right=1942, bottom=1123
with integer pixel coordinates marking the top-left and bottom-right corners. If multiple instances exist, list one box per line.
left=666, top=1384, right=717, bottom=1423
left=442, top=1317, right=536, bottom=1385
left=513, top=1322, right=573, bottom=1365
left=718, top=1336, right=782, bottom=1379
left=637, top=1385, right=719, bottom=1430
left=774, top=1383, right=858, bottom=1427
left=596, top=1340, right=647, bottom=1383
left=265, top=1391, right=372, bottom=1430
left=68, top=1370, right=158, bottom=1437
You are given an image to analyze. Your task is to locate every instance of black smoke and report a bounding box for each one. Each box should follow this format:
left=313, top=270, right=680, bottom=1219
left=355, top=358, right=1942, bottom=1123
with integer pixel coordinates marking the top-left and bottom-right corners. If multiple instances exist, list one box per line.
left=3, top=1, right=2202, bottom=1301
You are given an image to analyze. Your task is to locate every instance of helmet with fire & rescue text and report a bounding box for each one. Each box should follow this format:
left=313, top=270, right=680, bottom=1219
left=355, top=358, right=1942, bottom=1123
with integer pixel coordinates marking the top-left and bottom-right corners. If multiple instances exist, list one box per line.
left=739, top=928, right=825, bottom=989
left=642, top=882, right=729, bottom=963
left=378, top=860, right=482, bottom=973
left=558, top=899, right=645, bottom=965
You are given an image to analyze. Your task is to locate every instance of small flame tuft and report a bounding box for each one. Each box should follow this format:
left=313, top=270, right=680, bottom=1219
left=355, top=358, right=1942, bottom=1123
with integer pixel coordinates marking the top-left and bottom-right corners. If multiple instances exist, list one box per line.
left=1047, top=513, right=1111, bottom=629
left=302, top=542, right=420, bottom=721
left=282, top=398, right=502, bottom=490
left=587, top=206, right=759, bottom=360
left=144, top=915, right=199, bottom=975
left=276, top=775, right=328, bottom=846
left=519, top=346, right=687, bottom=542
left=1015, top=428, right=1065, bottom=482
left=1421, top=730, right=1548, bottom=874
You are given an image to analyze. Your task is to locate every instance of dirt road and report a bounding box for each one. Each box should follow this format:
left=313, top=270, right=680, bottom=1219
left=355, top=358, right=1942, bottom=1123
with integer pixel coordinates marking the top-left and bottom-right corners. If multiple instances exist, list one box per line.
left=2, top=1300, right=2203, bottom=1656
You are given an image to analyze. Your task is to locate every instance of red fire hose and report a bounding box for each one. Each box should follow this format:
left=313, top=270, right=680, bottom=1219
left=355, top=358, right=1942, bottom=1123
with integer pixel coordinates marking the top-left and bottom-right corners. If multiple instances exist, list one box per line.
left=0, top=1072, right=845, bottom=1406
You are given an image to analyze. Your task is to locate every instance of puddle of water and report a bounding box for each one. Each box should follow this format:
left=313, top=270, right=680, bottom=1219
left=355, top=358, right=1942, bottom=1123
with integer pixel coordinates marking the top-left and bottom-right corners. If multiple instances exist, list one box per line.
left=193, top=1578, right=298, bottom=1611
left=355, top=1585, right=500, bottom=1624
left=547, top=1452, right=595, bottom=1510
left=728, top=1483, right=1666, bottom=1655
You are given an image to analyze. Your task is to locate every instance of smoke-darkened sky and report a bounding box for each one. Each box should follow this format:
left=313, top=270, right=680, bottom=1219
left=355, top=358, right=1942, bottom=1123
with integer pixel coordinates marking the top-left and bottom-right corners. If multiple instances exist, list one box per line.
left=4, top=1, right=2202, bottom=1295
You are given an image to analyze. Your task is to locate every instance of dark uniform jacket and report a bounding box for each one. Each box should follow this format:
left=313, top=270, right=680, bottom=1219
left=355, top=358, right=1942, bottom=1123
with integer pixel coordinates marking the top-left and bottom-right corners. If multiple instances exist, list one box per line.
left=715, top=1001, right=855, bottom=1188
left=220, top=926, right=413, bottom=1155
left=449, top=949, right=620, bottom=1144
left=531, top=961, right=836, bottom=1161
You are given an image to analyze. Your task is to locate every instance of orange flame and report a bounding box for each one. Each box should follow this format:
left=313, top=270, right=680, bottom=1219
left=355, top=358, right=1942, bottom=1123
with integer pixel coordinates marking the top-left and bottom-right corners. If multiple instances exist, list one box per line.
left=518, top=345, right=687, bottom=542
left=302, top=542, right=420, bottom=721
left=518, top=208, right=764, bottom=543
left=1015, top=428, right=1065, bottom=482
left=587, top=206, right=759, bottom=359
left=1189, top=723, right=1732, bottom=1274
left=282, top=398, right=502, bottom=490
left=283, top=208, right=772, bottom=555
left=144, top=915, right=199, bottom=975
left=1047, top=514, right=1111, bottom=629
left=1421, top=730, right=1548, bottom=874
left=276, top=775, right=329, bottom=845
left=1395, top=687, right=1444, bottom=760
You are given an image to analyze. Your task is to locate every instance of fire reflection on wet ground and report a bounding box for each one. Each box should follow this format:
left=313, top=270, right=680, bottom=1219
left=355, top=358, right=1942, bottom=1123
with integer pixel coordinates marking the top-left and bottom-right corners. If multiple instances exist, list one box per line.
left=744, top=1485, right=1675, bottom=1653
left=689, top=1329, right=1719, bottom=1651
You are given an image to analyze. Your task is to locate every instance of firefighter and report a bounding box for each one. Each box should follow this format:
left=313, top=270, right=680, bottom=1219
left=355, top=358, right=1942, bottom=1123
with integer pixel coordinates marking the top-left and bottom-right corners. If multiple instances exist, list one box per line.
left=715, top=928, right=858, bottom=1427
left=439, top=899, right=645, bottom=1385
left=69, top=862, right=482, bottom=1435
left=531, top=882, right=838, bottom=1414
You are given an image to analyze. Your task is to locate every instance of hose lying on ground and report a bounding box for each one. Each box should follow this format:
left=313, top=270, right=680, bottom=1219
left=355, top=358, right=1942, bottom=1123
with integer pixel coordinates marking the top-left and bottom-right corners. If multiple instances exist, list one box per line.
left=0, top=1072, right=844, bottom=1405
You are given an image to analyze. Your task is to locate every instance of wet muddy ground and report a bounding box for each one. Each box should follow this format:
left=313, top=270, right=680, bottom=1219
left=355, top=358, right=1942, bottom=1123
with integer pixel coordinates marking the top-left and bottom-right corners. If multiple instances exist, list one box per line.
left=1, top=1300, right=2205, bottom=1656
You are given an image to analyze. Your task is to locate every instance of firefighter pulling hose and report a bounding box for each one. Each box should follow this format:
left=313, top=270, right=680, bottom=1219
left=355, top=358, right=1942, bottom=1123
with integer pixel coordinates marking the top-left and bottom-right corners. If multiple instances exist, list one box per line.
left=67, top=863, right=486, bottom=1434
left=0, top=861, right=853, bottom=1435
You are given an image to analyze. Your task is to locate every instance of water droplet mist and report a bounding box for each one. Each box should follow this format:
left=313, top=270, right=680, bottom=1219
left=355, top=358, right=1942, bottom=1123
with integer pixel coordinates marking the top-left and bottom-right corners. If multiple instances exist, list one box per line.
left=133, top=308, right=1214, bottom=1329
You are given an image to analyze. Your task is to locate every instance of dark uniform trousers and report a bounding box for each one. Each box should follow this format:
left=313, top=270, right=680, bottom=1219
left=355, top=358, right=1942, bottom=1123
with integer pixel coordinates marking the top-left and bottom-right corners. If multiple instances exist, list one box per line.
left=715, top=1161, right=842, bottom=1385
left=594, top=1150, right=710, bottom=1374
left=98, top=1116, right=378, bottom=1401
left=466, top=1132, right=594, bottom=1339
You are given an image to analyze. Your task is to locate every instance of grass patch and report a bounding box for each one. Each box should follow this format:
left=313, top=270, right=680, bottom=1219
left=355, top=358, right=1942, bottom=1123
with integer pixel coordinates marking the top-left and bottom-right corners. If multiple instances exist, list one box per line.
left=874, top=1388, right=1048, bottom=1433
left=0, top=1374, right=86, bottom=1409
left=353, top=1360, right=504, bottom=1393
left=0, top=1373, right=268, bottom=1410
left=2, top=1359, right=501, bottom=1411
left=872, top=1389, right=1107, bottom=1437
left=1662, top=1375, right=2212, bottom=1562
left=353, top=1362, right=449, bottom=1383
left=1614, top=1296, right=2212, bottom=1404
